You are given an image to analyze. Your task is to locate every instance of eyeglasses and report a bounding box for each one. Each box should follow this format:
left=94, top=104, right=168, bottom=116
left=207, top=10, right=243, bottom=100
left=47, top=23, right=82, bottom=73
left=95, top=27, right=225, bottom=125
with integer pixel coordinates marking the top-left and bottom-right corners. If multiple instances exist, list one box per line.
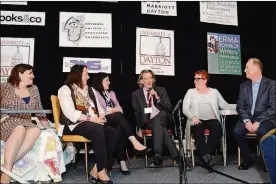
left=194, top=78, right=203, bottom=81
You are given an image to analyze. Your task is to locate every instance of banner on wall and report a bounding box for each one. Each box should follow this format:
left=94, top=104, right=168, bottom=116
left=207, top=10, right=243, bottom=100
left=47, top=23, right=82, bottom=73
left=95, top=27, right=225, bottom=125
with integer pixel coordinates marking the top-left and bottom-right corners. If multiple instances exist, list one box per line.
left=207, top=33, right=241, bottom=75
left=0, top=1, right=27, bottom=5
left=1, top=37, right=35, bottom=83
left=59, top=12, right=112, bottom=48
left=200, top=2, right=238, bottom=26
left=63, top=57, right=112, bottom=73
left=136, top=27, right=174, bottom=76
left=0, top=11, right=45, bottom=26
left=141, top=1, right=177, bottom=16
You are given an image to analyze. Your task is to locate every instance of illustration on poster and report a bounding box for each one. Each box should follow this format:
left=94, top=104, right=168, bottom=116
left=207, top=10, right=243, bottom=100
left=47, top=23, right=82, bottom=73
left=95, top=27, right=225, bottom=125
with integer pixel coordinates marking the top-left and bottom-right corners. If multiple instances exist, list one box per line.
left=12, top=46, right=23, bottom=65
left=156, top=37, right=166, bottom=56
left=63, top=15, right=85, bottom=43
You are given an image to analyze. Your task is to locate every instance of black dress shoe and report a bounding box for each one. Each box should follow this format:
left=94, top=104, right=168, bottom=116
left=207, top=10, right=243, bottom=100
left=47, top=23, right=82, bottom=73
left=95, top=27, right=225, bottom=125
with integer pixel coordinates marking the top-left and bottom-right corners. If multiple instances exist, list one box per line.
left=134, top=147, right=152, bottom=155
left=120, top=168, right=131, bottom=175
left=88, top=175, right=97, bottom=184
left=198, top=154, right=212, bottom=171
left=97, top=178, right=113, bottom=184
left=238, top=162, right=252, bottom=170
left=149, top=156, right=162, bottom=168
left=149, top=162, right=162, bottom=168
left=202, top=154, right=211, bottom=165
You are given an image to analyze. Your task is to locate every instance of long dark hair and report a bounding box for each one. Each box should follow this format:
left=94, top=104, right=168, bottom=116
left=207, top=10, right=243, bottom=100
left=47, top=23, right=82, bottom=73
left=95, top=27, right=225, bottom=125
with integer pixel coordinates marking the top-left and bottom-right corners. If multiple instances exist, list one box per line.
left=8, top=64, right=33, bottom=87
left=92, top=72, right=110, bottom=92
left=92, top=72, right=115, bottom=106
left=65, top=64, right=87, bottom=89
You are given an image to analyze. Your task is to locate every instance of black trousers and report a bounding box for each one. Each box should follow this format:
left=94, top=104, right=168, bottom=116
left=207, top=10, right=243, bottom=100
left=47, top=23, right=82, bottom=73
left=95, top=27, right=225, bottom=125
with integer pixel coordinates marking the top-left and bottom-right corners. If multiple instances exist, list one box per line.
left=105, top=112, right=134, bottom=164
left=144, top=111, right=179, bottom=159
left=63, top=121, right=119, bottom=172
left=191, top=119, right=222, bottom=156
left=233, top=120, right=275, bottom=164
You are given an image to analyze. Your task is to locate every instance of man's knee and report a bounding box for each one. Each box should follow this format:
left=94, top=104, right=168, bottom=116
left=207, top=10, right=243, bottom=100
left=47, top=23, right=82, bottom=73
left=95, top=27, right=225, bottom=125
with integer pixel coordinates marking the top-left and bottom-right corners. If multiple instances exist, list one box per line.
left=256, top=123, right=274, bottom=138
left=233, top=123, right=245, bottom=136
left=256, top=127, right=268, bottom=138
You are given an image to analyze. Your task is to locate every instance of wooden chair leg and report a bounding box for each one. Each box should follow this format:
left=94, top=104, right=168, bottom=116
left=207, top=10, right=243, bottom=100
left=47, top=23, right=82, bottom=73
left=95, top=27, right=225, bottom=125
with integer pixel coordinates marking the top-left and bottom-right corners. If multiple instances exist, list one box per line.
left=84, top=142, right=88, bottom=181
left=238, top=147, right=240, bottom=166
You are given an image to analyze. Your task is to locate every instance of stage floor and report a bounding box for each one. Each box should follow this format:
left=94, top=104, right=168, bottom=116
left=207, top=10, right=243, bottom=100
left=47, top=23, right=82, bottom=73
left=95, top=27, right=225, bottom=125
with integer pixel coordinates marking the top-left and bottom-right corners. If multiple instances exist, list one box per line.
left=59, top=154, right=271, bottom=184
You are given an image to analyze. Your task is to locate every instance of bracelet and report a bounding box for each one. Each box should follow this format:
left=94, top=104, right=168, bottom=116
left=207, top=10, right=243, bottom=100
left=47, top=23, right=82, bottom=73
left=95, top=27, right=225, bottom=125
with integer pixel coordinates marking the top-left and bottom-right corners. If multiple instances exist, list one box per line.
left=86, top=115, right=91, bottom=122
left=38, top=116, right=48, bottom=121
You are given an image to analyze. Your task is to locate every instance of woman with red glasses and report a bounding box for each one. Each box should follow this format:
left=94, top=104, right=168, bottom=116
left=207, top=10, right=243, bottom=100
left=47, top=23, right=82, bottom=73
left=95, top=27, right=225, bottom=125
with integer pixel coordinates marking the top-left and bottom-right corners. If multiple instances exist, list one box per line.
left=182, top=70, right=234, bottom=170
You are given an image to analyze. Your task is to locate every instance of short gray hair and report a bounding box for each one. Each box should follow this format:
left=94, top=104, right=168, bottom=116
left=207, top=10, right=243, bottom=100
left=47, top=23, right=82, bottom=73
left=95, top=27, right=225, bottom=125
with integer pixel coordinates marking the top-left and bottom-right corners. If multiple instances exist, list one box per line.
left=249, top=58, right=263, bottom=72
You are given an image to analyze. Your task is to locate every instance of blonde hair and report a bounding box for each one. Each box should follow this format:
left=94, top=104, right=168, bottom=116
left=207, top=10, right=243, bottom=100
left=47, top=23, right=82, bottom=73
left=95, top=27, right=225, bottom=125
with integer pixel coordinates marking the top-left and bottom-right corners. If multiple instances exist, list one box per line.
left=249, top=58, right=263, bottom=72
left=137, top=69, right=156, bottom=88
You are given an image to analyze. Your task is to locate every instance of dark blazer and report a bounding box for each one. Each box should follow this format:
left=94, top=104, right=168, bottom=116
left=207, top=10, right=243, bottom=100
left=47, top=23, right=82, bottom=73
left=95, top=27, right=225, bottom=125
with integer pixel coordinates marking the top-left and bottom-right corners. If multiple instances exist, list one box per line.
left=132, top=86, right=172, bottom=129
left=237, top=76, right=275, bottom=126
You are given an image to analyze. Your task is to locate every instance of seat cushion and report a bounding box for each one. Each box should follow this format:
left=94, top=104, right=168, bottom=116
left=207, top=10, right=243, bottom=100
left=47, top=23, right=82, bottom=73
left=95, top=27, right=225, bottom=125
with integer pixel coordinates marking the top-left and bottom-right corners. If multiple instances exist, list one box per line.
left=204, top=129, right=210, bottom=135
left=142, top=129, right=173, bottom=136
left=191, top=129, right=209, bottom=138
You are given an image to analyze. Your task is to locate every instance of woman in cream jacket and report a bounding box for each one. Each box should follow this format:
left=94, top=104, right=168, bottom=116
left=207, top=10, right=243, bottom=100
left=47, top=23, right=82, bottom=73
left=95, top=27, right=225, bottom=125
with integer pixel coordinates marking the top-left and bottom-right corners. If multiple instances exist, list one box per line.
left=182, top=70, right=235, bottom=167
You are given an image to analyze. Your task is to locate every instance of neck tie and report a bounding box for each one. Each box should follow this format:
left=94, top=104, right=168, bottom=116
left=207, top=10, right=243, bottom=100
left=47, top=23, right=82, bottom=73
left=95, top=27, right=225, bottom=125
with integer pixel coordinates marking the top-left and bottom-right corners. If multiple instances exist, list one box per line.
left=147, top=90, right=152, bottom=107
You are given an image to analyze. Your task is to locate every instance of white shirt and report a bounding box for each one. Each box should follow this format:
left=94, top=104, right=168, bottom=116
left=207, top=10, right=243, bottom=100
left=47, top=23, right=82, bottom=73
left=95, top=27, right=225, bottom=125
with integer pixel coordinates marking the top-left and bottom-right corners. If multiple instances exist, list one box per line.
left=57, top=85, right=105, bottom=136
left=198, top=93, right=217, bottom=120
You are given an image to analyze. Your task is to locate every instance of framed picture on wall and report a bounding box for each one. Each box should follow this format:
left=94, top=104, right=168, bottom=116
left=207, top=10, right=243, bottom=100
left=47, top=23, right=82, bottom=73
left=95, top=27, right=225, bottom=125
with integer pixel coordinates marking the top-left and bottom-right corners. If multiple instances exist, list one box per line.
left=59, top=12, right=112, bottom=48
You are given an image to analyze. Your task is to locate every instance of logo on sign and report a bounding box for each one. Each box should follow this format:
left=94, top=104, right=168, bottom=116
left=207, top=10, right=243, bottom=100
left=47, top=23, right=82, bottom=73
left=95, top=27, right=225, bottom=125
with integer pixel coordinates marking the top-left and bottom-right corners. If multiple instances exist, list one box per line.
left=65, top=60, right=111, bottom=71
left=0, top=14, right=42, bottom=23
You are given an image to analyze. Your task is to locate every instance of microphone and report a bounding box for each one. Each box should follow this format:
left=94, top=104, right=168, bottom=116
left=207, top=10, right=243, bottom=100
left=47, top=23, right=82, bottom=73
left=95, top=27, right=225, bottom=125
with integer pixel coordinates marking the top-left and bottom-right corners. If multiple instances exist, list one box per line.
left=173, top=99, right=182, bottom=113
left=148, top=87, right=153, bottom=100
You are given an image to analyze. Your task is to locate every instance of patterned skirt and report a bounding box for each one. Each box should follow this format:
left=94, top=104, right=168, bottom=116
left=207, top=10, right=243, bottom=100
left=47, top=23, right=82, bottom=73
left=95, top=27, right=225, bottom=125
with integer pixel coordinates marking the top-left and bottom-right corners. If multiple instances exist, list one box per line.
left=1, top=116, right=37, bottom=141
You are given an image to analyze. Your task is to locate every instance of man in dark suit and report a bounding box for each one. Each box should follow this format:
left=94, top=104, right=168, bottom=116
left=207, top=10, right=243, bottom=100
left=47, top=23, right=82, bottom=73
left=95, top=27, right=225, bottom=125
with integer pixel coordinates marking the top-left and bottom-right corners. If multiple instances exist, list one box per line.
left=233, top=58, right=275, bottom=170
left=132, top=69, right=179, bottom=167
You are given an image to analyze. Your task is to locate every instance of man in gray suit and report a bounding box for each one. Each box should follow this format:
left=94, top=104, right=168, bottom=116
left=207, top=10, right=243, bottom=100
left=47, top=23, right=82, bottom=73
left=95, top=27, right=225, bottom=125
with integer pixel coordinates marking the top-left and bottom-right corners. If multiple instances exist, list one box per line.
left=132, top=69, right=179, bottom=167
left=233, top=58, right=275, bottom=170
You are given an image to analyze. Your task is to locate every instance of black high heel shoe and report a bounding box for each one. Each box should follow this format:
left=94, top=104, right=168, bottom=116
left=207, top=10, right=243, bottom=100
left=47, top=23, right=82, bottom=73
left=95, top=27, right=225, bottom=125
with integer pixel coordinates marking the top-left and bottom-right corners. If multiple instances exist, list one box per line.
left=88, top=175, right=97, bottom=184
left=97, top=178, right=113, bottom=184
left=120, top=168, right=131, bottom=175
left=134, top=147, right=152, bottom=156
left=89, top=162, right=97, bottom=184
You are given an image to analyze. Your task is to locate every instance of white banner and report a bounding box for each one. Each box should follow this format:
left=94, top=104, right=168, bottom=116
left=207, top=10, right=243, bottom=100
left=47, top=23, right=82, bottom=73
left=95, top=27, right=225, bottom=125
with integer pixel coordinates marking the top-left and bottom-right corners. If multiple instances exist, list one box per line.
left=0, top=11, right=45, bottom=26
left=136, top=27, right=174, bottom=76
left=59, top=12, right=112, bottom=48
left=141, top=1, right=177, bottom=16
left=0, top=1, right=27, bottom=5
left=1, top=37, right=35, bottom=83
left=200, top=2, right=238, bottom=26
left=63, top=57, right=112, bottom=73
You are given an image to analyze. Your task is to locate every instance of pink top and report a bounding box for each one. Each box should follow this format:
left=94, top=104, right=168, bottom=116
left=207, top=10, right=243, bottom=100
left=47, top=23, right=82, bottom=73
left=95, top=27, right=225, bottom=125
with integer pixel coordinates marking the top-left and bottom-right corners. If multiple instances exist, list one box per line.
left=96, top=90, right=123, bottom=113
